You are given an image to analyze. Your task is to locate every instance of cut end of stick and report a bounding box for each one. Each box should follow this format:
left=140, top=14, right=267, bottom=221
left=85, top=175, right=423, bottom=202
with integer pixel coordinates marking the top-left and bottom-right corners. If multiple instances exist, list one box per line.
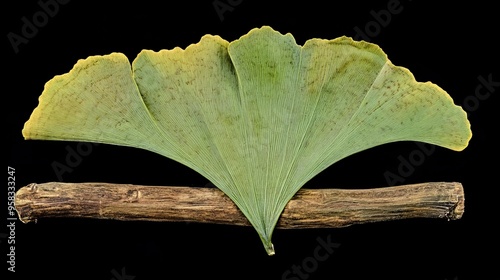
left=446, top=183, right=465, bottom=220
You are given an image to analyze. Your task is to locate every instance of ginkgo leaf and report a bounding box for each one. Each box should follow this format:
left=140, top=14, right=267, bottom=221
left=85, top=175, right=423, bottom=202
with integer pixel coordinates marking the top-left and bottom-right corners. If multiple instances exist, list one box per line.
left=23, top=26, right=471, bottom=255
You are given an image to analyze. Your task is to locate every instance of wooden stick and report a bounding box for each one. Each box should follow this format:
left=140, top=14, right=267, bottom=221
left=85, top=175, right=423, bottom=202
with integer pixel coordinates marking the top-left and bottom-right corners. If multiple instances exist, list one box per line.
left=15, top=182, right=464, bottom=228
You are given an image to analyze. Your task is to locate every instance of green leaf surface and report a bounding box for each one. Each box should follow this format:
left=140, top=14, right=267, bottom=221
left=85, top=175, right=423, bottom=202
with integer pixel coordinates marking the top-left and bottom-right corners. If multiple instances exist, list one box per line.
left=23, top=26, right=471, bottom=255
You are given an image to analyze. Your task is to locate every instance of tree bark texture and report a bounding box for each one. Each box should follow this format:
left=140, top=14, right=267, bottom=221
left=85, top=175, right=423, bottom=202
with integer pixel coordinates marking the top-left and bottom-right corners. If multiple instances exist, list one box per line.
left=15, top=181, right=464, bottom=228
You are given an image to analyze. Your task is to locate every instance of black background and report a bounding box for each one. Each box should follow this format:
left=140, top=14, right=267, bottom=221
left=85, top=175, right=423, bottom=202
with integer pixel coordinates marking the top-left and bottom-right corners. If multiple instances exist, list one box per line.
left=5, top=1, right=497, bottom=279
